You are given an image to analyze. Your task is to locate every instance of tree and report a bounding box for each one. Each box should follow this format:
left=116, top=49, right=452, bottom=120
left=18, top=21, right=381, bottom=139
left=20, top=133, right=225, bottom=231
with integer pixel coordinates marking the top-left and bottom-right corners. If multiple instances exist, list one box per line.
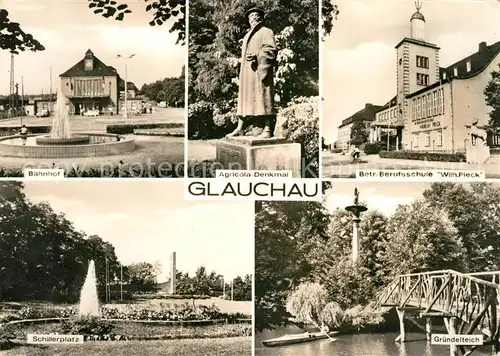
left=125, top=262, right=158, bottom=290
left=0, top=9, right=45, bottom=53
left=382, top=199, right=465, bottom=277
left=484, top=63, right=500, bottom=129
left=88, top=0, right=185, bottom=45
left=255, top=200, right=330, bottom=331
left=350, top=120, right=369, bottom=145
left=286, top=282, right=329, bottom=327
left=423, top=182, right=500, bottom=272
left=322, top=1, right=339, bottom=38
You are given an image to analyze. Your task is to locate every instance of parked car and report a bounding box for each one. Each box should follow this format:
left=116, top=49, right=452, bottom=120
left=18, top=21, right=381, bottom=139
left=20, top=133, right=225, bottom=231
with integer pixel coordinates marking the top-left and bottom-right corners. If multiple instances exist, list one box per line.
left=36, top=109, right=49, bottom=117
left=84, top=109, right=100, bottom=117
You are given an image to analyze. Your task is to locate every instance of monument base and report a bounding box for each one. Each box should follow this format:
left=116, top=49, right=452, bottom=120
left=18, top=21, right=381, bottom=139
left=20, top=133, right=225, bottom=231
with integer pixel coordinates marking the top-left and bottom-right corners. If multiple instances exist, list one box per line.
left=466, top=141, right=490, bottom=164
left=215, top=136, right=302, bottom=177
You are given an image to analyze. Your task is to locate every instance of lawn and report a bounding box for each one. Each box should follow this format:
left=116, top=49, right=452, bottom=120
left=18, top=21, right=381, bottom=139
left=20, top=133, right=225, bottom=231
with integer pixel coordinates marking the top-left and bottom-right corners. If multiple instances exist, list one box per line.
left=2, top=336, right=251, bottom=356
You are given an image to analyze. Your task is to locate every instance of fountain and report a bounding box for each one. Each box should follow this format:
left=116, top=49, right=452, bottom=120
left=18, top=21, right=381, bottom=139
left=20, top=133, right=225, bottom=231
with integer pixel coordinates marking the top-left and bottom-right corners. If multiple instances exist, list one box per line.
left=0, top=88, right=135, bottom=158
left=79, top=260, right=99, bottom=316
left=35, top=89, right=91, bottom=146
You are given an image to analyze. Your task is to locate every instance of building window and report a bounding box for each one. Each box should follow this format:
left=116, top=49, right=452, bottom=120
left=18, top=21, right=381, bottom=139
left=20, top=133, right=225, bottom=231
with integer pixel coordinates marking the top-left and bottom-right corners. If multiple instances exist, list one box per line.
left=453, top=67, right=458, bottom=76
left=412, top=99, right=416, bottom=121
left=437, top=130, right=443, bottom=146
left=417, top=73, right=429, bottom=86
left=413, top=134, right=419, bottom=148
left=466, top=60, right=471, bottom=72
left=416, top=55, right=429, bottom=69
left=439, top=88, right=445, bottom=115
left=416, top=98, right=421, bottom=120
left=427, top=94, right=432, bottom=117
left=425, top=132, right=431, bottom=147
left=433, top=91, right=438, bottom=116
left=442, top=72, right=447, bottom=80
left=421, top=96, right=426, bottom=118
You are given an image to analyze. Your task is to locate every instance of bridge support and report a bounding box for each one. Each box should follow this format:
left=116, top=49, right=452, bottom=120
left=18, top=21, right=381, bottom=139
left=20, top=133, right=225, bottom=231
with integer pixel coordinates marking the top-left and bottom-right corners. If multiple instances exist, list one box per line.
left=396, top=309, right=406, bottom=342
left=444, top=317, right=458, bottom=356
left=426, top=318, right=432, bottom=341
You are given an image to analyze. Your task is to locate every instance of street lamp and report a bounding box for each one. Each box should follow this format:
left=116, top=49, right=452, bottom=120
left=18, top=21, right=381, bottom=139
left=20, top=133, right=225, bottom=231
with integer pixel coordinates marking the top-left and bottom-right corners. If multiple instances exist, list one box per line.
left=116, top=54, right=136, bottom=123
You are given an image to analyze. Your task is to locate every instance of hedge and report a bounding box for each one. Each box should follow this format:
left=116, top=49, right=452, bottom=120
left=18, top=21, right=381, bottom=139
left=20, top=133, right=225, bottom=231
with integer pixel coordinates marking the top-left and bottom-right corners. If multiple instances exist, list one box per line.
left=330, top=148, right=343, bottom=153
left=106, top=123, right=184, bottom=135
left=379, top=150, right=466, bottom=162
left=135, top=294, right=211, bottom=300
left=0, top=125, right=51, bottom=136
left=364, top=141, right=386, bottom=155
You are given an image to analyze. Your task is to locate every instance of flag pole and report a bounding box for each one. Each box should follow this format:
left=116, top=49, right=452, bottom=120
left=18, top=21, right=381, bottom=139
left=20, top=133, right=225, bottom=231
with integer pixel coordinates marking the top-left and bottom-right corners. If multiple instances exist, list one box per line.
left=120, top=265, right=123, bottom=301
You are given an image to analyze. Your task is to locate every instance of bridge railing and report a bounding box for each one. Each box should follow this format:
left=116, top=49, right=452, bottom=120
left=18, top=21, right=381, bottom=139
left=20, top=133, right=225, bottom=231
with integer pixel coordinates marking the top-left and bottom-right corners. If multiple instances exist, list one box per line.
left=375, top=270, right=500, bottom=328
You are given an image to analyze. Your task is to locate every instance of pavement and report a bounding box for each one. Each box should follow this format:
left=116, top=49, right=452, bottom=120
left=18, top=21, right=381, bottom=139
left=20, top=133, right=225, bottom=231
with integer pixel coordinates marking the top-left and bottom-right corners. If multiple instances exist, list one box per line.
left=322, top=150, right=500, bottom=178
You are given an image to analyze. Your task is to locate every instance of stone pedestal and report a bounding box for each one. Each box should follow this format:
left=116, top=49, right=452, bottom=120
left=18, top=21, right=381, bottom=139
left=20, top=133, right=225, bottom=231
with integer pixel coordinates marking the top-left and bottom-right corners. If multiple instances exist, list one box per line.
left=215, top=136, right=301, bottom=177
left=466, top=141, right=490, bottom=163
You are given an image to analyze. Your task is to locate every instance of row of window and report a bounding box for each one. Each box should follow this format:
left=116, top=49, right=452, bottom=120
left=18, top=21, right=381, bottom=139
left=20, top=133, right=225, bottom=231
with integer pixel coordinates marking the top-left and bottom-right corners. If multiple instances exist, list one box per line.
left=70, top=79, right=109, bottom=97
left=377, top=106, right=399, bottom=124
left=413, top=130, right=443, bottom=148
left=412, top=88, right=445, bottom=121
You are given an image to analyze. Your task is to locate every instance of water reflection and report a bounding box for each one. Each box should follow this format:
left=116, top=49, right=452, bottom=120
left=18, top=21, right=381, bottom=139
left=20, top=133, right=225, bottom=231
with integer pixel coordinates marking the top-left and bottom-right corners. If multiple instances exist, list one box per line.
left=255, top=329, right=495, bottom=356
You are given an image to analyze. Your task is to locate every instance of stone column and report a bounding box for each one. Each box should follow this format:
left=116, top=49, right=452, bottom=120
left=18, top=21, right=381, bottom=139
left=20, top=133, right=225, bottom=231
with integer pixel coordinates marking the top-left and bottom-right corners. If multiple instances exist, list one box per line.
left=352, top=216, right=361, bottom=263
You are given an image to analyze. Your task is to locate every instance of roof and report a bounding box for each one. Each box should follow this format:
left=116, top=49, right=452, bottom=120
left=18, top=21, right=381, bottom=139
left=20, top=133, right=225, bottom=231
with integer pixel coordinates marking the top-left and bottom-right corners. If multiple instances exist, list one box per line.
left=377, top=95, right=398, bottom=111
left=407, top=40, right=500, bottom=99
left=60, top=49, right=119, bottom=78
left=338, top=103, right=384, bottom=128
left=410, top=11, right=425, bottom=22
left=395, top=37, right=440, bottom=50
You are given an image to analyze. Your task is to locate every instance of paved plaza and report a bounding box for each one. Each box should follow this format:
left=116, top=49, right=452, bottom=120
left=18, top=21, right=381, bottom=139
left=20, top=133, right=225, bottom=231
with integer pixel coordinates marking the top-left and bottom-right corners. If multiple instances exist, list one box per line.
left=0, top=108, right=185, bottom=177
left=322, top=151, right=500, bottom=178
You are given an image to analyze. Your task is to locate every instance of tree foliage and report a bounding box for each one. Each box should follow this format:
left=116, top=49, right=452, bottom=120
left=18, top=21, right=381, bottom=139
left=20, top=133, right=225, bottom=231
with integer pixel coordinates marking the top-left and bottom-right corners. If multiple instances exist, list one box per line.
left=382, top=199, right=465, bottom=277
left=255, top=200, right=330, bottom=331
left=422, top=182, right=500, bottom=271
left=350, top=120, right=369, bottom=145
left=0, top=9, right=45, bottom=53
left=140, top=66, right=185, bottom=106
left=285, top=282, right=328, bottom=325
left=0, top=182, right=120, bottom=302
left=484, top=63, right=500, bottom=129
left=88, top=0, right=186, bottom=45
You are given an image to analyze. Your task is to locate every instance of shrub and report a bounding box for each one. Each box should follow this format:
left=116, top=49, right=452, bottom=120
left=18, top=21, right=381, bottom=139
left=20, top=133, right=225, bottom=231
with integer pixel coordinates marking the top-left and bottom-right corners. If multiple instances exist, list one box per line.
left=188, top=101, right=217, bottom=139
left=280, top=96, right=319, bottom=178
left=364, top=141, right=386, bottom=155
left=61, top=315, right=114, bottom=336
left=379, top=150, right=466, bottom=162
left=0, top=125, right=51, bottom=136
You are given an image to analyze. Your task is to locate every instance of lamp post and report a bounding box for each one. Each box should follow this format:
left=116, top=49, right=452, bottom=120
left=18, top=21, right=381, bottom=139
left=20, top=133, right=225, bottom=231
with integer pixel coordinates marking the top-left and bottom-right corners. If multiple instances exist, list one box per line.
left=116, top=54, right=135, bottom=123
left=345, top=188, right=368, bottom=263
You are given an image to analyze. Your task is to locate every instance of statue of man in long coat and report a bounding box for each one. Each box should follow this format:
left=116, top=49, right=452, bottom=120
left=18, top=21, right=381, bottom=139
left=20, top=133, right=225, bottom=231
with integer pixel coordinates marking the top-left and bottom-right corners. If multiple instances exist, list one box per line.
left=227, top=7, right=277, bottom=138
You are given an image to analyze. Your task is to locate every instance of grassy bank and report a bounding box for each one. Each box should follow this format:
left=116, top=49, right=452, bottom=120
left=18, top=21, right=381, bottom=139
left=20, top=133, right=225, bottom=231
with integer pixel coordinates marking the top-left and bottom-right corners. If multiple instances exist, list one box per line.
left=2, top=336, right=251, bottom=356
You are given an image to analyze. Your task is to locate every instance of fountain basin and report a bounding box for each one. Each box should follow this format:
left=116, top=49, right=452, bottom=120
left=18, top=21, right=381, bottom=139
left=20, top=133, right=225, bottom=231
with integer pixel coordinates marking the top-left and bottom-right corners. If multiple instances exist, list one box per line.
left=0, top=133, right=135, bottom=158
left=36, top=135, right=91, bottom=146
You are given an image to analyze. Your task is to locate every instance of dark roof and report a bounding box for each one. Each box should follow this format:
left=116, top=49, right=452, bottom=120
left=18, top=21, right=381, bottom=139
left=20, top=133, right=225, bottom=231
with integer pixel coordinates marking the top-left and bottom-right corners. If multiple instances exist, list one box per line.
left=440, top=40, right=500, bottom=81
left=410, top=11, right=425, bottom=22
left=60, top=49, right=118, bottom=77
left=407, top=40, right=500, bottom=99
left=395, top=37, right=440, bottom=50
left=377, top=95, right=398, bottom=111
left=118, top=79, right=138, bottom=91
left=338, top=103, right=384, bottom=128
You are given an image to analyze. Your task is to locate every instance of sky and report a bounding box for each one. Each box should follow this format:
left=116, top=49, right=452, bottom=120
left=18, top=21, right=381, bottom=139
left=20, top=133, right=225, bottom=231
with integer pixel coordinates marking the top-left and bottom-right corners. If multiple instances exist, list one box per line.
left=322, top=0, right=500, bottom=143
left=324, top=180, right=431, bottom=216
left=21, top=180, right=254, bottom=282
left=0, top=0, right=185, bottom=95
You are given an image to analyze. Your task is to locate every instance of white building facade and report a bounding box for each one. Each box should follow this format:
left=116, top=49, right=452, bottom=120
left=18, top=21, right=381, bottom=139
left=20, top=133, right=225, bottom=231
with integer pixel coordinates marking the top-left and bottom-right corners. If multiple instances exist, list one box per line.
left=369, top=5, right=500, bottom=153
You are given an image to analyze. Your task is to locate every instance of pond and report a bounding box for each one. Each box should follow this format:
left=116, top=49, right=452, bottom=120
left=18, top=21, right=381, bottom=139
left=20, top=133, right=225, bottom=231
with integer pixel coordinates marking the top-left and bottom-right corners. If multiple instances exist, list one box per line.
left=255, top=327, right=496, bottom=356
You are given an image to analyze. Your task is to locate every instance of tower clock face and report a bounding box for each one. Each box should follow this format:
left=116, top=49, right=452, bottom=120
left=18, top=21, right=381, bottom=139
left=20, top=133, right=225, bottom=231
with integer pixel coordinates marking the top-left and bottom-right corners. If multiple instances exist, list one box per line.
left=84, top=60, right=92, bottom=71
